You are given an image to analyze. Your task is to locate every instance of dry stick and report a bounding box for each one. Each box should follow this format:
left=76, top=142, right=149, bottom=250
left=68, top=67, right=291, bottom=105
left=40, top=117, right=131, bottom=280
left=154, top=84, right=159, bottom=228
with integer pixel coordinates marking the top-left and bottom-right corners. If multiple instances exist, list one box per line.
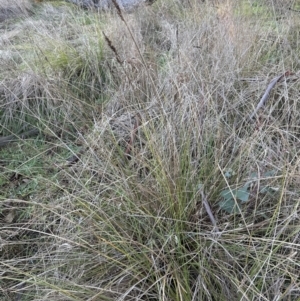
left=200, top=190, right=219, bottom=232
left=289, top=7, right=300, bottom=12
left=0, top=128, right=39, bottom=148
left=249, top=71, right=291, bottom=122
left=124, top=114, right=140, bottom=160
left=65, top=148, right=85, bottom=167
left=176, top=24, right=180, bottom=64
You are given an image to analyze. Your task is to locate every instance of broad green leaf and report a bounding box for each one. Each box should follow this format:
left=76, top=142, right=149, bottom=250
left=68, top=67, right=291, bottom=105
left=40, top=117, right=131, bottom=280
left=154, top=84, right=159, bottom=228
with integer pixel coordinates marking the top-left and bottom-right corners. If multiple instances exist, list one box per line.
left=260, top=186, right=279, bottom=193
left=263, top=169, right=277, bottom=177
left=235, top=186, right=250, bottom=203
left=218, top=198, right=240, bottom=213
left=220, top=189, right=232, bottom=200
left=220, top=187, right=250, bottom=203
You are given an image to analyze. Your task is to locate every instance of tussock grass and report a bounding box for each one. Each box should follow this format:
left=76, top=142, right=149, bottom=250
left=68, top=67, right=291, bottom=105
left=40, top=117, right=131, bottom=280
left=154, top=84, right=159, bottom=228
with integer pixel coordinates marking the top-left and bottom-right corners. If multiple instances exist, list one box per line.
left=1, top=0, right=300, bottom=300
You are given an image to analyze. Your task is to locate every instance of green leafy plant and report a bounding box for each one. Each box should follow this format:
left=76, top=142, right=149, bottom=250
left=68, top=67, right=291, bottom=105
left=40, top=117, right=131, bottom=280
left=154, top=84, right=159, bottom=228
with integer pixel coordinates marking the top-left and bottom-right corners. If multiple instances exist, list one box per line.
left=218, top=169, right=278, bottom=213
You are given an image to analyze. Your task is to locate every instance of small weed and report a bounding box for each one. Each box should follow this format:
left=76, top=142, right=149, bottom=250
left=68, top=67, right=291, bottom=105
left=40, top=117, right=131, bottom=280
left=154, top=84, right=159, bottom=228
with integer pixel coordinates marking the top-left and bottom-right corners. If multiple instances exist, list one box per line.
left=218, top=168, right=278, bottom=214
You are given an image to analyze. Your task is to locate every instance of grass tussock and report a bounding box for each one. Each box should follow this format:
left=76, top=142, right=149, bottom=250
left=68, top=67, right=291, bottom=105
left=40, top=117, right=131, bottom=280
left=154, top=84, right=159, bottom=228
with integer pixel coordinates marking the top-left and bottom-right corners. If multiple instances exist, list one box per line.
left=1, top=0, right=300, bottom=300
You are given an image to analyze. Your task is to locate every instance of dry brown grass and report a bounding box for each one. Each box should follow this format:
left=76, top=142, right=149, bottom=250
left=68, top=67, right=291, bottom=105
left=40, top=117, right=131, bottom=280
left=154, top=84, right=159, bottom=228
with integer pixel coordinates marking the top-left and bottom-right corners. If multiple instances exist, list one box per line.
left=1, top=0, right=300, bottom=300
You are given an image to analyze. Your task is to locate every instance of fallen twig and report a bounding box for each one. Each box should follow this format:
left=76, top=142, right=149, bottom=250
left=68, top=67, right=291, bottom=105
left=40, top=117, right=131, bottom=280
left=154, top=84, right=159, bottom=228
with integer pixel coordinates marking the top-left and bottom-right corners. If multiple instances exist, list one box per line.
left=65, top=148, right=85, bottom=166
left=0, top=128, right=39, bottom=148
left=289, top=7, right=300, bottom=13
left=124, top=114, right=140, bottom=160
left=200, top=190, right=219, bottom=232
left=249, top=71, right=294, bottom=122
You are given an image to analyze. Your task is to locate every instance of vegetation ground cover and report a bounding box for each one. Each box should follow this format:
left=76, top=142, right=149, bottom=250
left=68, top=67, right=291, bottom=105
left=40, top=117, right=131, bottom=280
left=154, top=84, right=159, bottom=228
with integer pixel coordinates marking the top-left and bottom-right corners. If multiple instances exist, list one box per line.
left=1, top=0, right=300, bottom=300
